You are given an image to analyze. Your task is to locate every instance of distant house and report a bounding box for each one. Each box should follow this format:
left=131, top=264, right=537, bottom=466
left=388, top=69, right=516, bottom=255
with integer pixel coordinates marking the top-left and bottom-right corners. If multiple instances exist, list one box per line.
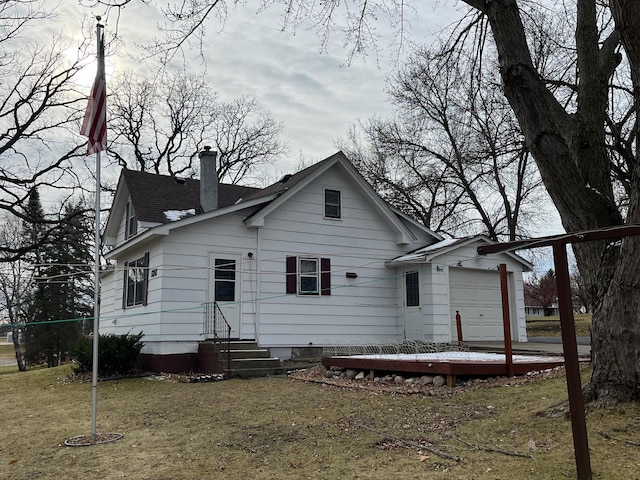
left=100, top=150, right=533, bottom=372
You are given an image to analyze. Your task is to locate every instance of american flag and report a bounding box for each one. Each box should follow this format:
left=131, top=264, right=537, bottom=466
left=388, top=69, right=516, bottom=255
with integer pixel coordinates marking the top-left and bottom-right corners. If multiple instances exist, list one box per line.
left=80, top=26, right=106, bottom=155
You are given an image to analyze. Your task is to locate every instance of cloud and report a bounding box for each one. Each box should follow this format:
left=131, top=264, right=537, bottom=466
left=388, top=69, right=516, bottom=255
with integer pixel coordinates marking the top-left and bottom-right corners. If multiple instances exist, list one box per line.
left=63, top=0, right=460, bottom=172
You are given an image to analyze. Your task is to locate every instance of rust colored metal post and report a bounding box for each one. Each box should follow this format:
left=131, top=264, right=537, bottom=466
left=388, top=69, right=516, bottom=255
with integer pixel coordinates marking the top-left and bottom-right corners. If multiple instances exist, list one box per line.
left=498, top=264, right=514, bottom=377
left=553, top=244, right=592, bottom=480
left=455, top=310, right=463, bottom=346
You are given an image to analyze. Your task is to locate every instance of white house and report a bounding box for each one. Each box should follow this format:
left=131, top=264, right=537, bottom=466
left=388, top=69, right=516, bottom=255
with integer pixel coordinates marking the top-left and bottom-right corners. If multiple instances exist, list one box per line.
left=99, top=150, right=532, bottom=372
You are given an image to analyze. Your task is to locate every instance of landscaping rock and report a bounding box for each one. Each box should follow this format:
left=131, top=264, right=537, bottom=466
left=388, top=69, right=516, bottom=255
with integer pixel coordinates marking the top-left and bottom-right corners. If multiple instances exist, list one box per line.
left=394, top=375, right=405, bottom=384
left=420, top=375, right=434, bottom=385
left=345, top=369, right=358, bottom=379
left=433, top=375, right=446, bottom=387
left=355, top=371, right=366, bottom=380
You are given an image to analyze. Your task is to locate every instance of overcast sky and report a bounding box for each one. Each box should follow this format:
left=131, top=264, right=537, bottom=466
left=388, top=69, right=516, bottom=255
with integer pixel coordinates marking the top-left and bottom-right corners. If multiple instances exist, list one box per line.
left=60, top=0, right=466, bottom=175
left=54, top=0, right=562, bottom=251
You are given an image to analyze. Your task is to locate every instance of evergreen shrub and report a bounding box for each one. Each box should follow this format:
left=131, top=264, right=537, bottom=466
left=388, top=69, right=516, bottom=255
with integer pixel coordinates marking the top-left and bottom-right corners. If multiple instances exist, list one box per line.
left=71, top=332, right=144, bottom=376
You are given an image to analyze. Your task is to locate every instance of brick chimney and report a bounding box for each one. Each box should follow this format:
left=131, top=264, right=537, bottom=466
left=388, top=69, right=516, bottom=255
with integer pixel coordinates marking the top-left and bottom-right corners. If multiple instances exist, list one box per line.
left=199, top=146, right=218, bottom=212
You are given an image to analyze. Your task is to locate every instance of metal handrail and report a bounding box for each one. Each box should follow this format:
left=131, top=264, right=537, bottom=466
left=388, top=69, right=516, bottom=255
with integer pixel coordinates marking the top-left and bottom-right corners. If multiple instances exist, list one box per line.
left=202, top=301, right=232, bottom=376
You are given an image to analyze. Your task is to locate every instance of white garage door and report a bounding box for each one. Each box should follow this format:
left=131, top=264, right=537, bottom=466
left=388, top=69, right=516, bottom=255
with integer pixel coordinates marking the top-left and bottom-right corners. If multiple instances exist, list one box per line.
left=449, top=268, right=505, bottom=341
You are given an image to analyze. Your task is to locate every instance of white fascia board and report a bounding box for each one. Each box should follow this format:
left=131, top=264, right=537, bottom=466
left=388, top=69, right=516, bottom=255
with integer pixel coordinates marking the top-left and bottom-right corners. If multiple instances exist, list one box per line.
left=244, top=159, right=341, bottom=228
left=245, top=153, right=417, bottom=244
left=104, top=229, right=167, bottom=260
left=426, top=235, right=534, bottom=271
left=341, top=162, right=417, bottom=245
left=103, top=175, right=128, bottom=242
left=390, top=207, right=443, bottom=241
left=104, top=195, right=277, bottom=260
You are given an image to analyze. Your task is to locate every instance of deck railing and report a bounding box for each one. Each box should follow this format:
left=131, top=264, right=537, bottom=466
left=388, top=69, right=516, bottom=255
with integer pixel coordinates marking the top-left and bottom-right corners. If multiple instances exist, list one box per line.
left=323, top=340, right=468, bottom=357
left=202, top=302, right=231, bottom=375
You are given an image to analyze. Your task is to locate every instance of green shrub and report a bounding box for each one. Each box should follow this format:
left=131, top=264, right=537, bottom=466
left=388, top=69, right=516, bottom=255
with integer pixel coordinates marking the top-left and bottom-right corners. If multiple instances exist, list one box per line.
left=71, top=332, right=144, bottom=376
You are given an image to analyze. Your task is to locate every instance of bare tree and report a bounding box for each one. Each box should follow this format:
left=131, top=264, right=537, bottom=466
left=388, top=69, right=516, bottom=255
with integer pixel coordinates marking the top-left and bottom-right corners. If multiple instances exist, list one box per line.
left=0, top=214, right=34, bottom=370
left=341, top=46, right=545, bottom=241
left=108, top=70, right=286, bottom=183
left=87, top=0, right=640, bottom=404
left=524, top=269, right=558, bottom=316
left=0, top=1, right=95, bottom=261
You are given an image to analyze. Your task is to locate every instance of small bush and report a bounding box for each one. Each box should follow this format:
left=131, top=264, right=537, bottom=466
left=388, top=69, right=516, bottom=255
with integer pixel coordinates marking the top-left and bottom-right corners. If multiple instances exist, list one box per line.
left=71, top=332, right=144, bottom=376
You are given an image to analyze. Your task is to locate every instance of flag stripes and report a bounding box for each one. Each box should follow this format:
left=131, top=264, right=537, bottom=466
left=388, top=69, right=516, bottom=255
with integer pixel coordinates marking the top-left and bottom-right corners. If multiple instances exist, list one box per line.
left=80, top=26, right=106, bottom=155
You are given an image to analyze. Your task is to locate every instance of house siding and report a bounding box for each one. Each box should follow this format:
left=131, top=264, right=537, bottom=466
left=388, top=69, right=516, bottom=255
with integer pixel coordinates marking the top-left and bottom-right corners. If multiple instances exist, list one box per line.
left=255, top=165, right=429, bottom=348
left=100, top=157, right=529, bottom=367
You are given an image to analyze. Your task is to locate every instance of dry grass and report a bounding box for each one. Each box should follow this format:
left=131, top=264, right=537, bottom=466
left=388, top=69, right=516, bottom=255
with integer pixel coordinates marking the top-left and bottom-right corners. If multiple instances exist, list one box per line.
left=1, top=364, right=639, bottom=479
left=526, top=314, right=592, bottom=337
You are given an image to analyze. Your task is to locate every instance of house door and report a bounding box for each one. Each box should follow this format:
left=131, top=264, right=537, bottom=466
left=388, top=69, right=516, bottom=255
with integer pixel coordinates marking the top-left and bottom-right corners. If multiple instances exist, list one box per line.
left=209, top=254, right=241, bottom=339
left=403, top=269, right=423, bottom=339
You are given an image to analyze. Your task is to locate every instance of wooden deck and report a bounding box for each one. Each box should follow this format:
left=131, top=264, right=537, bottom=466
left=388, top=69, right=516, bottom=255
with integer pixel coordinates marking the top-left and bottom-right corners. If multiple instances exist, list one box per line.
left=322, top=352, right=566, bottom=386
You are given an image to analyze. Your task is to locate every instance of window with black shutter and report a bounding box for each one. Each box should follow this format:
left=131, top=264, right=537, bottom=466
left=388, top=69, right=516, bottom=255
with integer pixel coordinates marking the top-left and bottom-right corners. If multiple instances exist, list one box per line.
left=285, top=256, right=331, bottom=296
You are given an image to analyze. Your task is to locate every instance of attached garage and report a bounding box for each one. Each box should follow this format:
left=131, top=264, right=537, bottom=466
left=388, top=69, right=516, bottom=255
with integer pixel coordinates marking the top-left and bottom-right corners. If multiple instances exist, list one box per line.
left=449, top=267, right=504, bottom=341
left=387, top=235, right=532, bottom=344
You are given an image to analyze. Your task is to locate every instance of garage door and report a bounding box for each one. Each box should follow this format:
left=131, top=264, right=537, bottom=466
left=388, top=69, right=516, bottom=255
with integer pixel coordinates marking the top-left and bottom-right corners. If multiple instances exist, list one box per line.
left=449, top=268, right=504, bottom=341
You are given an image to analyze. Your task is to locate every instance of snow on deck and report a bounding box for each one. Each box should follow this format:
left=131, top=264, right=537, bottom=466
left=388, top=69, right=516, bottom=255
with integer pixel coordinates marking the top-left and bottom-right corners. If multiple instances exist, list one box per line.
left=346, top=351, right=564, bottom=363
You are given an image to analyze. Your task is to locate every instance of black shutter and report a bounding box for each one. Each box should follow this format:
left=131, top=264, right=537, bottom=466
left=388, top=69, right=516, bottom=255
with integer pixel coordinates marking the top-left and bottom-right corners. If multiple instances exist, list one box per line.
left=122, top=260, right=128, bottom=309
left=142, top=252, right=150, bottom=306
left=286, top=256, right=297, bottom=294
left=320, top=257, right=331, bottom=296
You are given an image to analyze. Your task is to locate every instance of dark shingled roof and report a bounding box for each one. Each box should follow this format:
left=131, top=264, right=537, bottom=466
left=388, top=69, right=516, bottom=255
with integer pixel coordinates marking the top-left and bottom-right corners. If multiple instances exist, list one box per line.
left=122, top=169, right=261, bottom=225
left=121, top=152, right=345, bottom=225
left=243, top=152, right=341, bottom=202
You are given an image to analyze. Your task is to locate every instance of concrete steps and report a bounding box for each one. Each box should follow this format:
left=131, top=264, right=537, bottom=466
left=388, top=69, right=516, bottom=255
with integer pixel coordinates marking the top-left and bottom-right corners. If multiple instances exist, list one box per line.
left=199, top=340, right=282, bottom=378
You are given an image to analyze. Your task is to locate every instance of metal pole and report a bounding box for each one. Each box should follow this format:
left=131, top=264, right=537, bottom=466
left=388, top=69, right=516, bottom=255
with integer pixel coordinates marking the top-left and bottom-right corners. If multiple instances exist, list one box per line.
left=498, top=264, right=514, bottom=377
left=90, top=20, right=103, bottom=443
left=90, top=148, right=101, bottom=443
left=552, top=243, right=592, bottom=480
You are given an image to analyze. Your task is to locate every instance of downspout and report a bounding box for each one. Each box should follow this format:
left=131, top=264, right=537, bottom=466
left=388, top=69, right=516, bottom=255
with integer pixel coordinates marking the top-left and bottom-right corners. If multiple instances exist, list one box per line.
left=254, top=227, right=262, bottom=345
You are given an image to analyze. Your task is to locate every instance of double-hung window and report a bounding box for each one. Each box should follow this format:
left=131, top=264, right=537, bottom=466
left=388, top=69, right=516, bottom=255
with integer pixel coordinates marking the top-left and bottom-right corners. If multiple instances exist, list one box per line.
left=124, top=253, right=149, bottom=307
left=125, top=200, right=137, bottom=238
left=324, top=189, right=341, bottom=219
left=286, top=256, right=331, bottom=296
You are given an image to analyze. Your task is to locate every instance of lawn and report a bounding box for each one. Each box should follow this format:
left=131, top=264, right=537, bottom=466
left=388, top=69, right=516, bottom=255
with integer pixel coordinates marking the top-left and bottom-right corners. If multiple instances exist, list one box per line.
left=526, top=314, right=592, bottom=337
left=1, top=364, right=639, bottom=479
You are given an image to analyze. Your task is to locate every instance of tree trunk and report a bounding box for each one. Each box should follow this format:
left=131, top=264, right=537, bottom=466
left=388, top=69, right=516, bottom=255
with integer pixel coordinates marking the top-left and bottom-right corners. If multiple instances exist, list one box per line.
left=11, top=326, right=26, bottom=371
left=587, top=0, right=640, bottom=404
left=462, top=0, right=639, bottom=403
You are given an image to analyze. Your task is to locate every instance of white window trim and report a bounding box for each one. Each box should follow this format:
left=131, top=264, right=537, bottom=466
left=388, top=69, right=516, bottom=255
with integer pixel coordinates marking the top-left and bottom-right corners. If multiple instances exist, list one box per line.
left=323, top=188, right=342, bottom=220
left=298, top=257, right=320, bottom=296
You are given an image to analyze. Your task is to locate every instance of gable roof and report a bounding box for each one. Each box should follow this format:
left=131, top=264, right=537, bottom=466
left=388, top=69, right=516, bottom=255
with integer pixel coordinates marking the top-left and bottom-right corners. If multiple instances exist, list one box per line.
left=122, top=169, right=260, bottom=225
left=104, top=151, right=440, bottom=252
left=242, top=152, right=425, bottom=245
left=386, top=235, right=534, bottom=270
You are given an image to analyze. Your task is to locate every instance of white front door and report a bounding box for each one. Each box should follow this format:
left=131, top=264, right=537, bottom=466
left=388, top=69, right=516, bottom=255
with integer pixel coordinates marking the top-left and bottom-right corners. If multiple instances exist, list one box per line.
left=403, top=268, right=423, bottom=339
left=209, top=254, right=241, bottom=339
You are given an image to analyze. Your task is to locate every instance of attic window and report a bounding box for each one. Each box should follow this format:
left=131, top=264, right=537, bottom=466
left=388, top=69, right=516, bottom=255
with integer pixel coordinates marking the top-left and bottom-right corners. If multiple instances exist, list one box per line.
left=324, top=189, right=341, bottom=219
left=125, top=201, right=137, bottom=238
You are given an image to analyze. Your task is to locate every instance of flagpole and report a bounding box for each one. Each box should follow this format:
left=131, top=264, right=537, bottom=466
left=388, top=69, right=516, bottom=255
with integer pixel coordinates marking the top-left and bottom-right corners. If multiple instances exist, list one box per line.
left=90, top=19, right=103, bottom=445
left=91, top=149, right=101, bottom=444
